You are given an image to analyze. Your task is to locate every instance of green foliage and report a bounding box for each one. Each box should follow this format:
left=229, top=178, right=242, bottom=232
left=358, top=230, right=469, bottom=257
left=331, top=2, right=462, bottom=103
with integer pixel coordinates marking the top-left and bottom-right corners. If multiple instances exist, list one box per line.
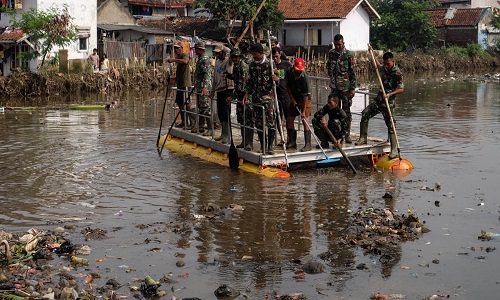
left=370, top=0, right=438, bottom=51
left=444, top=44, right=487, bottom=58
left=491, top=9, right=500, bottom=29
left=7, top=5, right=77, bottom=67
left=194, top=0, right=284, bottom=41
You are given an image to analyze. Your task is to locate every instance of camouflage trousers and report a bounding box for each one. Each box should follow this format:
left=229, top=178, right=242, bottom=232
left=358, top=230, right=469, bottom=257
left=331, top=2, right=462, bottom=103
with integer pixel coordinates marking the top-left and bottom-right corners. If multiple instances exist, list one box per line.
left=331, top=89, right=352, bottom=121
left=253, top=96, right=275, bottom=131
left=313, top=119, right=343, bottom=143
left=236, top=93, right=254, bottom=128
left=360, top=101, right=396, bottom=134
left=196, top=94, right=211, bottom=116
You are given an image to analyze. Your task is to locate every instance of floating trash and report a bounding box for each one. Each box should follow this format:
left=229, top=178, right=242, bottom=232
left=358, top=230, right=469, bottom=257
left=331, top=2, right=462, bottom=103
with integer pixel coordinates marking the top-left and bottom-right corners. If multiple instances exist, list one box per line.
left=230, top=187, right=239, bottom=191
left=211, top=176, right=220, bottom=180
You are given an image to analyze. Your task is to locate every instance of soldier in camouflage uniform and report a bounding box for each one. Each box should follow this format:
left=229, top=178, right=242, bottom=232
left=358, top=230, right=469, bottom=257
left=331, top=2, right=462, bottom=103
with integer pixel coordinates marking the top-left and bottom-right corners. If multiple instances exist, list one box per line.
left=312, top=93, right=348, bottom=149
left=238, top=41, right=253, bottom=65
left=356, top=50, right=404, bottom=159
left=326, top=34, right=356, bottom=143
left=192, top=41, right=213, bottom=136
left=243, top=43, right=276, bottom=155
left=226, top=49, right=253, bottom=150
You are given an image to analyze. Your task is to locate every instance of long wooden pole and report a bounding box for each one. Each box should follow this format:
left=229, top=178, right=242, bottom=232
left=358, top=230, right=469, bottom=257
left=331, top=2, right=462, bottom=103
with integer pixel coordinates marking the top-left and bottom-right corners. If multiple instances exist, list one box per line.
left=368, top=44, right=402, bottom=160
left=234, top=0, right=267, bottom=48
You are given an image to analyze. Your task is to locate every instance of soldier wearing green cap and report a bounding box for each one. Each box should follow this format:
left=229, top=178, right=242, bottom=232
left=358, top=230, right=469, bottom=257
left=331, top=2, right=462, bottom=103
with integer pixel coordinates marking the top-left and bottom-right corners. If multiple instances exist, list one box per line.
left=226, top=49, right=253, bottom=150
left=191, top=41, right=214, bottom=136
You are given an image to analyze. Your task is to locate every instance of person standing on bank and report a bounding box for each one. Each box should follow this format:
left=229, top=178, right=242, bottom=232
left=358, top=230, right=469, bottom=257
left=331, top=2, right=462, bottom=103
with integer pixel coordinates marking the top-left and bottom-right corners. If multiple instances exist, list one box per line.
left=284, top=58, right=312, bottom=152
left=226, top=49, right=253, bottom=150
left=356, top=47, right=404, bottom=160
left=211, top=44, right=234, bottom=144
left=168, top=41, right=193, bottom=129
left=192, top=41, right=214, bottom=136
left=326, top=34, right=356, bottom=143
left=312, top=93, right=348, bottom=149
left=271, top=47, right=292, bottom=144
left=87, top=48, right=99, bottom=72
left=243, top=43, right=276, bottom=155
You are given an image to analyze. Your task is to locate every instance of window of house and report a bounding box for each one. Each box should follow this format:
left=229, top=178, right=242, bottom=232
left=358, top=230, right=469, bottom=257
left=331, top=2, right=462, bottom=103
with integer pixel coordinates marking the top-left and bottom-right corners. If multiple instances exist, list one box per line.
left=304, top=29, right=322, bottom=46
left=79, top=37, right=88, bottom=51
left=11, top=44, right=30, bottom=70
left=77, top=29, right=90, bottom=51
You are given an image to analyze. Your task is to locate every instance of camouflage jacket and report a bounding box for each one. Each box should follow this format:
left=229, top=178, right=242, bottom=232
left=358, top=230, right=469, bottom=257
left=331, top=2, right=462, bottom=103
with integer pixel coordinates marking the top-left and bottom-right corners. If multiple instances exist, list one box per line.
left=245, top=57, right=274, bottom=101
left=312, top=105, right=348, bottom=137
left=326, top=47, right=356, bottom=92
left=376, top=64, right=404, bottom=105
left=228, top=60, right=249, bottom=99
left=194, top=54, right=213, bottom=92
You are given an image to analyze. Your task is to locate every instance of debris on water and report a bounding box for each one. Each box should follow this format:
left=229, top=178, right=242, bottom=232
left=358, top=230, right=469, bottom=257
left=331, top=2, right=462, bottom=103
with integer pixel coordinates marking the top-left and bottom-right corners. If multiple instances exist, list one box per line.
left=370, top=293, right=389, bottom=299
left=140, top=276, right=162, bottom=296
left=211, top=176, right=220, bottom=180
left=478, top=230, right=500, bottom=241
left=230, top=187, right=239, bottom=191
left=382, top=192, right=392, bottom=199
left=214, top=284, right=240, bottom=299
left=434, top=182, right=441, bottom=191
left=420, top=186, right=435, bottom=191
left=114, top=210, right=124, bottom=216
left=300, top=261, right=325, bottom=274
left=424, top=294, right=450, bottom=299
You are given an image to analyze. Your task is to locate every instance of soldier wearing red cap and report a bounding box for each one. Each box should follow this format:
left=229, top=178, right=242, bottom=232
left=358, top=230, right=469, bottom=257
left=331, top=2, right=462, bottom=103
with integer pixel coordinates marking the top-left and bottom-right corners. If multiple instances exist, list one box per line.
left=284, top=57, right=312, bottom=151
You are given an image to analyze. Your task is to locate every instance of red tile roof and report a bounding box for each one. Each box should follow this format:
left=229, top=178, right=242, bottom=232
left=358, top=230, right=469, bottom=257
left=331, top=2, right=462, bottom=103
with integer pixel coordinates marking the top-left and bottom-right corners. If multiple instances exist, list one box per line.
left=139, top=17, right=225, bottom=40
left=0, top=27, right=24, bottom=41
left=428, top=8, right=486, bottom=27
left=278, top=0, right=378, bottom=19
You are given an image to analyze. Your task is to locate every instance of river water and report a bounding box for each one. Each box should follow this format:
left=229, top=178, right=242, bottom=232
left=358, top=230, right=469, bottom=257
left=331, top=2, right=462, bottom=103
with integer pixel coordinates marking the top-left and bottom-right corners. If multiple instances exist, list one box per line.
left=0, top=74, right=499, bottom=299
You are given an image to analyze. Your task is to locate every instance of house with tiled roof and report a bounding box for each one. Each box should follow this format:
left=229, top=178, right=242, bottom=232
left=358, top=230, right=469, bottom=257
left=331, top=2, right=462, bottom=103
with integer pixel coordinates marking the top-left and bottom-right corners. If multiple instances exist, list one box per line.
left=277, top=0, right=380, bottom=51
left=0, top=0, right=97, bottom=76
left=439, top=0, right=500, bottom=9
left=428, top=7, right=493, bottom=48
left=118, top=0, right=196, bottom=17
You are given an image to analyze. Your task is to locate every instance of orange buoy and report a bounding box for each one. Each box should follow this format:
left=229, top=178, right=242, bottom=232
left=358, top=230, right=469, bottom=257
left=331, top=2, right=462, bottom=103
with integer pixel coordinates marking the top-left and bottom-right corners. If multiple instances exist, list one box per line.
left=375, top=154, right=414, bottom=175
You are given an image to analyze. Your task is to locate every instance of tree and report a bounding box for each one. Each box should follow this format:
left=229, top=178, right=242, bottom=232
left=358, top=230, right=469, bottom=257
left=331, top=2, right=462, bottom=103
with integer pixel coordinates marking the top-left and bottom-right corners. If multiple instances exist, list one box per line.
left=370, top=0, right=438, bottom=52
left=6, top=5, right=77, bottom=67
left=194, top=0, right=284, bottom=44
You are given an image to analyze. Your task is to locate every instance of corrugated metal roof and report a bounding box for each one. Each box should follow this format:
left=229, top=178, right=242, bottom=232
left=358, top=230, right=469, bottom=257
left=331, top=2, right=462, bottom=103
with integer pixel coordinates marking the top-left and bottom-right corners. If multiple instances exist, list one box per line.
left=97, top=24, right=173, bottom=35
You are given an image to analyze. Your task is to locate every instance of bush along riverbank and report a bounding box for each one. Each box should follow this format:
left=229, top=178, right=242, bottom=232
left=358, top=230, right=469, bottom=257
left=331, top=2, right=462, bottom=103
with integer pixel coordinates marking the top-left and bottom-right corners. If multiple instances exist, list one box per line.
left=0, top=66, right=169, bottom=98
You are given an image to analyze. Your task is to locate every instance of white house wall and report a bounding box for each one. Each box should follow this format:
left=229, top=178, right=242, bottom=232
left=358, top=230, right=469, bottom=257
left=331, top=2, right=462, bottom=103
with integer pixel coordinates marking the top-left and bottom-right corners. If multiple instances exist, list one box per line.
left=38, top=0, right=97, bottom=61
left=339, top=6, right=370, bottom=51
left=280, top=5, right=371, bottom=51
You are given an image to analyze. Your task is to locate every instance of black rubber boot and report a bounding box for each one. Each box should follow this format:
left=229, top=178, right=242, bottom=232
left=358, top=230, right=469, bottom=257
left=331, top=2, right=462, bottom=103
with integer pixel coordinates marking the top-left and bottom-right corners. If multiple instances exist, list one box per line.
left=285, top=129, right=297, bottom=149
left=267, top=129, right=275, bottom=155
left=257, top=131, right=264, bottom=153
left=191, top=115, right=205, bottom=133
left=314, top=128, right=329, bottom=149
left=244, top=128, right=254, bottom=151
left=388, top=133, right=398, bottom=159
left=345, top=120, right=352, bottom=143
left=186, top=108, right=196, bottom=130
left=300, top=130, right=312, bottom=152
left=236, top=128, right=245, bottom=148
left=203, top=117, right=213, bottom=136
left=355, top=122, right=368, bottom=145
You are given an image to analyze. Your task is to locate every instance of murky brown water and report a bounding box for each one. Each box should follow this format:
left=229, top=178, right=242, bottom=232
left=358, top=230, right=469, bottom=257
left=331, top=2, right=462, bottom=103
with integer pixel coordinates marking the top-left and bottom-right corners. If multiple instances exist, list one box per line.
left=1, top=75, right=499, bottom=299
